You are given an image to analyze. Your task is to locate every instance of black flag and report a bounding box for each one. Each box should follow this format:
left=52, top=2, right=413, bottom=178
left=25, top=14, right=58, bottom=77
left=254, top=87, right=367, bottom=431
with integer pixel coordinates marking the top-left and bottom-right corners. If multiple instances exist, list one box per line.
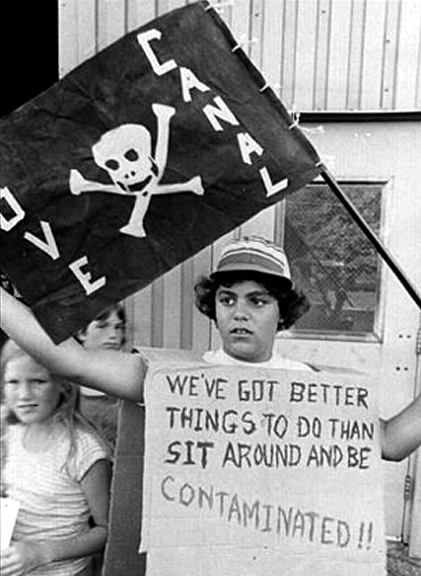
left=0, top=0, right=321, bottom=343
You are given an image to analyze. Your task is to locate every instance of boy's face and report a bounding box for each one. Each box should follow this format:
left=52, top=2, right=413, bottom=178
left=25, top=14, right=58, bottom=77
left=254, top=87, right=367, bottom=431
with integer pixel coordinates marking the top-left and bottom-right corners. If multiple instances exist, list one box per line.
left=215, top=279, right=280, bottom=363
left=4, top=355, right=61, bottom=425
left=79, top=309, right=125, bottom=351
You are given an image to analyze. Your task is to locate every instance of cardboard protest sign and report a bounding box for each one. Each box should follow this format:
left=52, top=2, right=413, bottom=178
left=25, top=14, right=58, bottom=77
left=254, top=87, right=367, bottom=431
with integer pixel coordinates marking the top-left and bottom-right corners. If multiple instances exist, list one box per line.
left=141, top=358, right=386, bottom=576
left=0, top=0, right=322, bottom=343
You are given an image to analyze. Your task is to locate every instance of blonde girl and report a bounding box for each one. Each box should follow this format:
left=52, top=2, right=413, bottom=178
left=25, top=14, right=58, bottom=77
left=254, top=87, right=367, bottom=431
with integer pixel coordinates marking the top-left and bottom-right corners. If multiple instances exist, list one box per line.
left=0, top=339, right=111, bottom=576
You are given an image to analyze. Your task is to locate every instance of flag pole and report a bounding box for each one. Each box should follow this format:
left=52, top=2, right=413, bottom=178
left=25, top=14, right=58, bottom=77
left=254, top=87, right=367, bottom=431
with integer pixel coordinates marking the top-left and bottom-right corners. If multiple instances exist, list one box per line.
left=320, top=166, right=421, bottom=310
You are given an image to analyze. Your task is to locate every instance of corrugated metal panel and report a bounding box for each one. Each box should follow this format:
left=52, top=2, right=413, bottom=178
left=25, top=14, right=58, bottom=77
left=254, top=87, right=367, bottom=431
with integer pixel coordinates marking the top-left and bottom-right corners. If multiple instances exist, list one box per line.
left=59, top=0, right=421, bottom=108
left=58, top=0, right=421, bottom=351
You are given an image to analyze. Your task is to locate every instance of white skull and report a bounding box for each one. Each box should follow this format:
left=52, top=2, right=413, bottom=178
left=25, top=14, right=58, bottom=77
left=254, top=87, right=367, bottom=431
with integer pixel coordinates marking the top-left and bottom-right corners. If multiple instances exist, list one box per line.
left=92, top=124, right=155, bottom=193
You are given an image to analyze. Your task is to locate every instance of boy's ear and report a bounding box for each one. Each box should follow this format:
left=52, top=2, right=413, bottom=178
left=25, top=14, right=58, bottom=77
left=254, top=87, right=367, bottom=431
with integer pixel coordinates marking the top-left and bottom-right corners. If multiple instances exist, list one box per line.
left=76, top=329, right=87, bottom=344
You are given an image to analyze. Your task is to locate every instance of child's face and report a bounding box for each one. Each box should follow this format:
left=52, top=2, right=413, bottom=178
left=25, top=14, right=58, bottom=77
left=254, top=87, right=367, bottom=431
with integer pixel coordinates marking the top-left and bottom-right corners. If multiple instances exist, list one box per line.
left=215, top=279, right=280, bottom=363
left=3, top=355, right=61, bottom=425
left=79, top=310, right=125, bottom=351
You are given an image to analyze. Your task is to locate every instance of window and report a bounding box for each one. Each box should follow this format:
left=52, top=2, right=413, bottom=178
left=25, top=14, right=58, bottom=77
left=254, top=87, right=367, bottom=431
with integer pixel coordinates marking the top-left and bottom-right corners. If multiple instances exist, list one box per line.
left=284, top=182, right=383, bottom=338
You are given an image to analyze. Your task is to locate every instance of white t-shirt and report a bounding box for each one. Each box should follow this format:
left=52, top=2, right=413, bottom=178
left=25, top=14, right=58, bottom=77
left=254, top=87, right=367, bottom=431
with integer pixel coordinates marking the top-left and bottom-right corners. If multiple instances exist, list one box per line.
left=203, top=348, right=313, bottom=371
left=5, top=423, right=110, bottom=576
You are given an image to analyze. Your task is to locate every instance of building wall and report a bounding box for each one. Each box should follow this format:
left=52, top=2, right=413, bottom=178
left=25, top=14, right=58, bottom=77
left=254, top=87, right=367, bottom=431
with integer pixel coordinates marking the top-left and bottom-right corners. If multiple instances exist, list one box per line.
left=59, top=0, right=421, bottom=112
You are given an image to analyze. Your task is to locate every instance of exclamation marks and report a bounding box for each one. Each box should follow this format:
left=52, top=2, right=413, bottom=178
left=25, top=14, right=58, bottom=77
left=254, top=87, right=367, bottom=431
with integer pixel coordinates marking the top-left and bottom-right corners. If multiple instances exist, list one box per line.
left=358, top=521, right=374, bottom=550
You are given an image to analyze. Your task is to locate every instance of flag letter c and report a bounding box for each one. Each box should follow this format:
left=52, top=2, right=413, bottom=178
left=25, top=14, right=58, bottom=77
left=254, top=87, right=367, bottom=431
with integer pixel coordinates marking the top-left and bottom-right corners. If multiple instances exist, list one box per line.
left=137, top=29, right=177, bottom=76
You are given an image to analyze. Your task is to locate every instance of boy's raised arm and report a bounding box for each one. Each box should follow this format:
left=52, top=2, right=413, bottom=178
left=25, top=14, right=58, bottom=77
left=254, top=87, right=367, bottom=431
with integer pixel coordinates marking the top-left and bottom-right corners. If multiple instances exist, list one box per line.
left=0, top=287, right=145, bottom=402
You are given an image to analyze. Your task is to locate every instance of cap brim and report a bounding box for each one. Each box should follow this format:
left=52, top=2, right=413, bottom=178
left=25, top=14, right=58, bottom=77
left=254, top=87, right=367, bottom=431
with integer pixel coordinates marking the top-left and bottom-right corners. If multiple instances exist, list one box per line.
left=210, top=264, right=292, bottom=287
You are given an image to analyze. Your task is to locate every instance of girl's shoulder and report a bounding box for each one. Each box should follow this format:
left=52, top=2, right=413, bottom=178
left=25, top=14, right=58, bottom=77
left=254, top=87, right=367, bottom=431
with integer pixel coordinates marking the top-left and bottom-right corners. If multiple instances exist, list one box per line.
left=73, top=422, right=110, bottom=453
left=66, top=423, right=111, bottom=481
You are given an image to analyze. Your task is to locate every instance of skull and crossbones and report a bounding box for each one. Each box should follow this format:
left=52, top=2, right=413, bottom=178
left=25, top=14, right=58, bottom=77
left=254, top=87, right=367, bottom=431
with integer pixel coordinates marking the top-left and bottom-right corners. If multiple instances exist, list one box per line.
left=69, top=104, right=204, bottom=238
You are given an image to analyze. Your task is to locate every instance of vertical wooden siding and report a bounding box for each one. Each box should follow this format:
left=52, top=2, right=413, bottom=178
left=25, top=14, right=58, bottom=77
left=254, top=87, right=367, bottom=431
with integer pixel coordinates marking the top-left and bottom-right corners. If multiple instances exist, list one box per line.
left=59, top=0, right=421, bottom=110
left=58, top=0, right=421, bottom=351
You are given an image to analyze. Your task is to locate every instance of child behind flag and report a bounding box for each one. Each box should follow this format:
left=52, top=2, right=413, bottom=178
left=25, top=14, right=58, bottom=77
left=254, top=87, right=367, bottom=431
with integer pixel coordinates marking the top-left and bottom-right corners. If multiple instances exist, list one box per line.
left=77, top=302, right=127, bottom=452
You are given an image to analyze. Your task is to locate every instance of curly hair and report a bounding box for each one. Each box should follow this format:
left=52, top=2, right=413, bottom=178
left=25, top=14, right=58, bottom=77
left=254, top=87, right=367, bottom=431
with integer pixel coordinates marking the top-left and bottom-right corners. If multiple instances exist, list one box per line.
left=194, top=272, right=310, bottom=331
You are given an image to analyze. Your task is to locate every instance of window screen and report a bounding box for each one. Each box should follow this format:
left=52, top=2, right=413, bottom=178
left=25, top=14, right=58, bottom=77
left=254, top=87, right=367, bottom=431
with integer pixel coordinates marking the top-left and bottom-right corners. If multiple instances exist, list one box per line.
left=284, top=182, right=383, bottom=337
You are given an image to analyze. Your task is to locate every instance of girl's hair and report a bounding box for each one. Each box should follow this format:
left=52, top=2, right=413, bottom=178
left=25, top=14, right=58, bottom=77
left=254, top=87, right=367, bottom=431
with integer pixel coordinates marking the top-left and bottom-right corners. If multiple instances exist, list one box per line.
left=194, top=272, right=310, bottom=331
left=76, top=302, right=127, bottom=346
left=0, top=339, right=109, bottom=467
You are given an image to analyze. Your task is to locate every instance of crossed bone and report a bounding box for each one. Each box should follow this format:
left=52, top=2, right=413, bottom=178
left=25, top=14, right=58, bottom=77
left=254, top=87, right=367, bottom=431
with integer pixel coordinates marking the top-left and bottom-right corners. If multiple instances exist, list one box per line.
left=69, top=169, right=203, bottom=197
left=69, top=104, right=204, bottom=238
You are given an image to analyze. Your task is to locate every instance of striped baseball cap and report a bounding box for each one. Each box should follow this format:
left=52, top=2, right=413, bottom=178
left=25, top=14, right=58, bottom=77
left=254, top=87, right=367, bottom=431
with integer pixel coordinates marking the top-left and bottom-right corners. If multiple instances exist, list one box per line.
left=211, top=236, right=292, bottom=286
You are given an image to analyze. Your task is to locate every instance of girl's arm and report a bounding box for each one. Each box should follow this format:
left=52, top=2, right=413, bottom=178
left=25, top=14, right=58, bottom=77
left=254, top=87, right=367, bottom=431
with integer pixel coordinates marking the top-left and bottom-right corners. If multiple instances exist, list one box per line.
left=0, top=288, right=145, bottom=402
left=381, top=393, right=421, bottom=461
left=0, top=459, right=112, bottom=576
